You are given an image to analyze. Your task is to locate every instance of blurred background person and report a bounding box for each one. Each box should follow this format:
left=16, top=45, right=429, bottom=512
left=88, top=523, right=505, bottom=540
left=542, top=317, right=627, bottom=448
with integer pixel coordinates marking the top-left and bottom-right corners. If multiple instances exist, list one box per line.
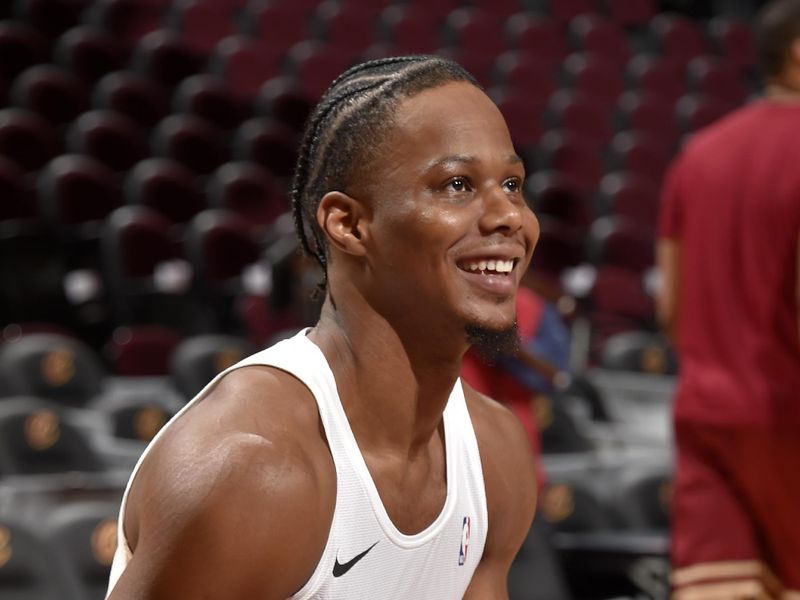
left=657, top=0, right=800, bottom=596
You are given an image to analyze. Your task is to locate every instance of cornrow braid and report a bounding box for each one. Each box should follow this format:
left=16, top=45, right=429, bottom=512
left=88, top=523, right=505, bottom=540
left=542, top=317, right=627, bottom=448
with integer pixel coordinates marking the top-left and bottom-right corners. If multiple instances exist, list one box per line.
left=290, top=54, right=480, bottom=293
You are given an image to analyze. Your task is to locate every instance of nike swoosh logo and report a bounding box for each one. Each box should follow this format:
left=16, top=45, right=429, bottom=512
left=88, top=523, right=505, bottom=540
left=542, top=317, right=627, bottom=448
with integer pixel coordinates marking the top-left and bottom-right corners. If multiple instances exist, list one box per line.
left=332, top=541, right=379, bottom=578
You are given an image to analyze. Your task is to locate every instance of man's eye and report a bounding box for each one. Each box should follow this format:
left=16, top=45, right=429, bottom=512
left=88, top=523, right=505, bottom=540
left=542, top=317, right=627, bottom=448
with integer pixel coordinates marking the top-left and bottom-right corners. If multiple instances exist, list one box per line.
left=448, top=177, right=469, bottom=192
left=504, top=178, right=521, bottom=193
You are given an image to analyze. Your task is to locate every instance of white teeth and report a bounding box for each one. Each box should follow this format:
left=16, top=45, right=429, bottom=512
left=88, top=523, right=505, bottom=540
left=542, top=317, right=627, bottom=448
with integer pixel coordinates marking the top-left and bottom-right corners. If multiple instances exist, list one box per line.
left=462, top=259, right=515, bottom=274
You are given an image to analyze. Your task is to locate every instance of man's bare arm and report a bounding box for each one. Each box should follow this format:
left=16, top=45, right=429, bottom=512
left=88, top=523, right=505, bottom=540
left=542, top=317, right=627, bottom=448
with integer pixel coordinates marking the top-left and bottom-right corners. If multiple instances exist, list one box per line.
left=656, top=238, right=681, bottom=345
left=107, top=368, right=334, bottom=600
left=463, top=389, right=538, bottom=600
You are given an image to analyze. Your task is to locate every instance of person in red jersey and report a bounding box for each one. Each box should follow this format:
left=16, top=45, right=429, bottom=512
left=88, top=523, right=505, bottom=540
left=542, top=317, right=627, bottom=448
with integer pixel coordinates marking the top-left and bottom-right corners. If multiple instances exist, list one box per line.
left=657, top=1, right=800, bottom=597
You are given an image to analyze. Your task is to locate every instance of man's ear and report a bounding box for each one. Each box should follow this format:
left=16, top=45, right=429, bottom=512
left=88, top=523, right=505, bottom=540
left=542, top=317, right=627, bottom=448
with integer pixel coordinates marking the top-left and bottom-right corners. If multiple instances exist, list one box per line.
left=316, top=191, right=369, bottom=257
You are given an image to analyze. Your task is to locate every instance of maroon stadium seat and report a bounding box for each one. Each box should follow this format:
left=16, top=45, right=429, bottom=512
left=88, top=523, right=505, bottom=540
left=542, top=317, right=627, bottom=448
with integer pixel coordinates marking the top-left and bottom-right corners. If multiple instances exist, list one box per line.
left=601, top=0, right=656, bottom=28
left=54, top=25, right=127, bottom=84
left=185, top=209, right=261, bottom=282
left=506, top=15, right=568, bottom=66
left=626, top=55, right=686, bottom=105
left=534, top=130, right=604, bottom=194
left=402, top=0, right=459, bottom=20
left=184, top=209, right=263, bottom=328
left=85, top=0, right=167, bottom=46
left=150, top=114, right=228, bottom=175
left=686, top=56, right=748, bottom=106
left=0, top=107, right=60, bottom=171
left=103, top=205, right=182, bottom=284
left=66, top=109, right=148, bottom=171
left=595, top=171, right=660, bottom=230
left=232, top=118, right=298, bottom=179
left=93, top=70, right=168, bottom=126
left=239, top=1, right=313, bottom=58
left=568, top=15, right=631, bottom=67
left=525, top=170, right=591, bottom=232
left=130, top=29, right=201, bottom=89
left=708, top=18, right=756, bottom=74
left=607, top=130, right=671, bottom=184
left=208, top=162, right=288, bottom=227
left=209, top=35, right=283, bottom=100
left=528, top=216, right=586, bottom=281
left=106, top=324, right=183, bottom=376
left=493, top=51, right=556, bottom=99
left=254, top=76, right=314, bottom=133
left=124, top=158, right=205, bottom=223
left=648, top=14, right=709, bottom=65
left=311, top=0, right=381, bottom=58
left=13, top=0, right=92, bottom=39
left=589, top=267, right=655, bottom=337
left=529, top=0, right=595, bottom=25
left=472, top=0, right=524, bottom=18
left=286, top=40, right=353, bottom=100
left=102, top=205, right=195, bottom=326
left=172, top=73, right=246, bottom=130
left=545, top=90, right=614, bottom=145
left=37, top=154, right=122, bottom=228
left=614, top=91, right=678, bottom=146
left=491, top=87, right=545, bottom=151
left=587, top=216, right=654, bottom=272
left=378, top=5, right=441, bottom=55
left=166, top=0, right=236, bottom=54
left=443, top=8, right=506, bottom=58
left=10, top=64, right=90, bottom=125
left=561, top=53, right=624, bottom=110
left=0, top=21, right=49, bottom=82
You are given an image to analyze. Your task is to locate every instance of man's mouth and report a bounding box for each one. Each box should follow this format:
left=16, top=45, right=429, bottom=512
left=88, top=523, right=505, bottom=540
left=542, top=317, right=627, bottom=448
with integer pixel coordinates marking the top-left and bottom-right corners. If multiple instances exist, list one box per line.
left=457, top=258, right=517, bottom=276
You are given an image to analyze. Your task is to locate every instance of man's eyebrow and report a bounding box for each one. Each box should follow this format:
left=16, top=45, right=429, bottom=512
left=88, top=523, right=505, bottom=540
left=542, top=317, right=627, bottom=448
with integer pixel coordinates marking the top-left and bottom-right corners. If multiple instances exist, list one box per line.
left=423, top=153, right=523, bottom=173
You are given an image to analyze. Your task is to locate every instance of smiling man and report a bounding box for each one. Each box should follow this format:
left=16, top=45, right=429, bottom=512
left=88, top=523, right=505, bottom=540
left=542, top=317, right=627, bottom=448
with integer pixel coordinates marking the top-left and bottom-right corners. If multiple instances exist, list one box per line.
left=105, top=56, right=540, bottom=600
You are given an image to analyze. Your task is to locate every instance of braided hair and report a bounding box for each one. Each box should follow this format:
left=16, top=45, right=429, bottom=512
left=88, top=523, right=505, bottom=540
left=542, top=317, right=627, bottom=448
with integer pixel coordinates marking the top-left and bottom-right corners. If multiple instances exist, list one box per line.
left=290, top=55, right=480, bottom=292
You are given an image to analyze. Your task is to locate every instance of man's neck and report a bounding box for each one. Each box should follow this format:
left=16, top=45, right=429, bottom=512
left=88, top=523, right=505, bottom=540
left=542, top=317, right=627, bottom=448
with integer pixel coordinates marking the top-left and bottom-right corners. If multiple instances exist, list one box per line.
left=309, top=296, right=466, bottom=458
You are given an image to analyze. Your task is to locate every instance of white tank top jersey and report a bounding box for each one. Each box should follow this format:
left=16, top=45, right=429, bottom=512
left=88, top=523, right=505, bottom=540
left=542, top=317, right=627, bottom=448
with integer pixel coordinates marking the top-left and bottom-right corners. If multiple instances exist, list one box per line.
left=106, top=329, right=489, bottom=600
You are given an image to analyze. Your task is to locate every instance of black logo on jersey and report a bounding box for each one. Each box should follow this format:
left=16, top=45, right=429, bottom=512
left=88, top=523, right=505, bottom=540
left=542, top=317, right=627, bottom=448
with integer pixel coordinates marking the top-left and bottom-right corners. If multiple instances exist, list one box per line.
left=332, top=541, right=379, bottom=577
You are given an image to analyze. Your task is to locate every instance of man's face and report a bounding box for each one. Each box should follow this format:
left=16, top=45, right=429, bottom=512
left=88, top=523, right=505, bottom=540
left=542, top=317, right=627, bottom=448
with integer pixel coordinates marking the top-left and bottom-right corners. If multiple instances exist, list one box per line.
left=357, top=81, right=539, bottom=338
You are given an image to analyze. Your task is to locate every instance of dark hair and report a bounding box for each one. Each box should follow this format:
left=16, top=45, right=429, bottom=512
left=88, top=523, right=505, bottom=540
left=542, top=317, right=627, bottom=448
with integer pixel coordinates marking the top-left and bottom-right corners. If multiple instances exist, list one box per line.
left=290, top=55, right=480, bottom=289
left=756, top=0, right=800, bottom=78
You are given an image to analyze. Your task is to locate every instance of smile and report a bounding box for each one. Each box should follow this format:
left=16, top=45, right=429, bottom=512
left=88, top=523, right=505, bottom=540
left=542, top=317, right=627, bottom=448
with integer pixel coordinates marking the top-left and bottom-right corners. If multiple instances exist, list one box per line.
left=457, top=258, right=517, bottom=276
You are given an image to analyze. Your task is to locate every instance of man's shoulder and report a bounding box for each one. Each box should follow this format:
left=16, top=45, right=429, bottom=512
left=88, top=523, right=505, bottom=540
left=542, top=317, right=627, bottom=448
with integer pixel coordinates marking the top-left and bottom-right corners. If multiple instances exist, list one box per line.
left=126, top=364, right=335, bottom=551
left=462, top=383, right=537, bottom=481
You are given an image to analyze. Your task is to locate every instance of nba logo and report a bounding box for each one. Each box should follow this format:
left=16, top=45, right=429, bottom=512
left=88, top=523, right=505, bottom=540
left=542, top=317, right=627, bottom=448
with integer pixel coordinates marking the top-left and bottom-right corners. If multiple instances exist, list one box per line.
left=458, top=516, right=471, bottom=565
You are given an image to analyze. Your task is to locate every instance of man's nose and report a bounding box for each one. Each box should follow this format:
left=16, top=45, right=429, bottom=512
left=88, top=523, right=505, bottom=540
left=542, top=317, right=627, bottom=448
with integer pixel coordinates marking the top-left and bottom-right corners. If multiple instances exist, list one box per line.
left=478, top=186, right=523, bottom=235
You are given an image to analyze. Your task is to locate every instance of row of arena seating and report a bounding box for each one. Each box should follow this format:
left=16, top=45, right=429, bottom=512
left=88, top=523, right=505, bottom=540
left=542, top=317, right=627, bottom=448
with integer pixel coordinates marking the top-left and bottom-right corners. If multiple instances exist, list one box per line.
left=0, top=0, right=758, bottom=370
left=0, top=0, right=750, bottom=597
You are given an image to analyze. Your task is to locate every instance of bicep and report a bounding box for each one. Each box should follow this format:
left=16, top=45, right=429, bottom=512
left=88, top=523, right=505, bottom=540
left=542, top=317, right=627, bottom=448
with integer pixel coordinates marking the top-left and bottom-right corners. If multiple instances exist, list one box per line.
left=108, top=435, right=330, bottom=600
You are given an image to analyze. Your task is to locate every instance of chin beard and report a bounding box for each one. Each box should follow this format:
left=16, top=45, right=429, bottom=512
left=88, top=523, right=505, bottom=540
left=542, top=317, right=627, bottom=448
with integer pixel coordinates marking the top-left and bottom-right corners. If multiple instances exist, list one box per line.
left=465, top=322, right=520, bottom=364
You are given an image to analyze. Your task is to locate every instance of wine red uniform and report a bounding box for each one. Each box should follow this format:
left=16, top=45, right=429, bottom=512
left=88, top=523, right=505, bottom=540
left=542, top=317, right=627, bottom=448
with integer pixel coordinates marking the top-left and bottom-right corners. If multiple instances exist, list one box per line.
left=658, top=100, right=800, bottom=599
